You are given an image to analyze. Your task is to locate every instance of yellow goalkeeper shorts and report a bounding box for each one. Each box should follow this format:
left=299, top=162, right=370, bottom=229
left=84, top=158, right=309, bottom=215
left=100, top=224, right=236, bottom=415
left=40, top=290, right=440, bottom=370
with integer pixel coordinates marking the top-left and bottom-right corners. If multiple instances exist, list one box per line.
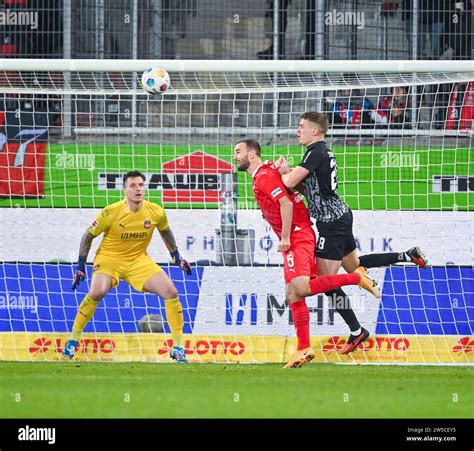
left=92, top=254, right=163, bottom=292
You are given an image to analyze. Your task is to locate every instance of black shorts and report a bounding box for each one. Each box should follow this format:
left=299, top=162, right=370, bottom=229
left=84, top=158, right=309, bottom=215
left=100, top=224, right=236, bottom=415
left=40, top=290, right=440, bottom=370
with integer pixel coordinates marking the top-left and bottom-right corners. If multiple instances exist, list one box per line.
left=315, top=209, right=357, bottom=261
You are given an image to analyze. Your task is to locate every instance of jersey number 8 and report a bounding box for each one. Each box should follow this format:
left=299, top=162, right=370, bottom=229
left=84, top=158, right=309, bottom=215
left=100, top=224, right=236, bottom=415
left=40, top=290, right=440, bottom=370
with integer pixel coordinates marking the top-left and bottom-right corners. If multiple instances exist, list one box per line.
left=317, top=236, right=326, bottom=250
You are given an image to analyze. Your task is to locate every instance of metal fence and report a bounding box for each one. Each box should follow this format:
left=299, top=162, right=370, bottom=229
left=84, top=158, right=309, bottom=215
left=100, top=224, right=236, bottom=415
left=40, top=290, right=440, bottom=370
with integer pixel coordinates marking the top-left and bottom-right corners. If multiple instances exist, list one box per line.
left=0, top=0, right=472, bottom=60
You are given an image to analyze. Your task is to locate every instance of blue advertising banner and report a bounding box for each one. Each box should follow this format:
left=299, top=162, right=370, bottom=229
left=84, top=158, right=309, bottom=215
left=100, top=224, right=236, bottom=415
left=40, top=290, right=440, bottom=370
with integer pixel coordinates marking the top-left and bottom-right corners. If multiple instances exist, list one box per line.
left=0, top=264, right=203, bottom=334
left=0, top=264, right=472, bottom=336
left=376, top=266, right=473, bottom=335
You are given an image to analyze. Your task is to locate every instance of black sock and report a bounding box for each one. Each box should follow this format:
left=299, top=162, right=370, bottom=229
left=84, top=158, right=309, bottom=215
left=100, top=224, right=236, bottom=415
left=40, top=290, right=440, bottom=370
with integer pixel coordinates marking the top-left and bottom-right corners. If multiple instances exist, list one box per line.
left=325, top=288, right=360, bottom=332
left=358, top=252, right=408, bottom=268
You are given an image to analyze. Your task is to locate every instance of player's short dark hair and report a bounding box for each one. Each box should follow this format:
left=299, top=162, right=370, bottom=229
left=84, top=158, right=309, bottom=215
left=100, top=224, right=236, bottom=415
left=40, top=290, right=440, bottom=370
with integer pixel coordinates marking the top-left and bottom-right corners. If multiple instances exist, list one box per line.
left=301, top=112, right=329, bottom=135
left=237, top=139, right=261, bottom=156
left=123, top=171, right=146, bottom=187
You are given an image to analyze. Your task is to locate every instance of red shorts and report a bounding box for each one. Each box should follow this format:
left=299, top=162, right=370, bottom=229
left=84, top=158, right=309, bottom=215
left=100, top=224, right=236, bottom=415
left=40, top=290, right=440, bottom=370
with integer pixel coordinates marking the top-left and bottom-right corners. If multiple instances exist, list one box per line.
left=282, top=226, right=317, bottom=284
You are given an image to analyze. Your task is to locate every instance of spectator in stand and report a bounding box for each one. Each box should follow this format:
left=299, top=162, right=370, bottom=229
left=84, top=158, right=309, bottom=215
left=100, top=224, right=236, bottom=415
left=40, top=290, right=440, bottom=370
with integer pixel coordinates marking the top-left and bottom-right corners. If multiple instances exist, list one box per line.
left=0, top=35, right=17, bottom=56
left=257, top=0, right=318, bottom=60
left=402, top=0, right=451, bottom=58
left=28, top=0, right=63, bottom=58
left=2, top=0, right=28, bottom=56
left=442, top=0, right=473, bottom=60
left=371, top=86, right=412, bottom=129
left=328, top=89, right=374, bottom=129
left=257, top=0, right=292, bottom=59
left=0, top=36, right=19, bottom=104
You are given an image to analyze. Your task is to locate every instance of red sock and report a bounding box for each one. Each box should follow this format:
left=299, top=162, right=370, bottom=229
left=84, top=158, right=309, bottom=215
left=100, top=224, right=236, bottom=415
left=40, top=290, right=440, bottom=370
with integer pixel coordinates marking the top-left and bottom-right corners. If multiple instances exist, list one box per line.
left=309, top=273, right=360, bottom=295
left=290, top=300, right=310, bottom=350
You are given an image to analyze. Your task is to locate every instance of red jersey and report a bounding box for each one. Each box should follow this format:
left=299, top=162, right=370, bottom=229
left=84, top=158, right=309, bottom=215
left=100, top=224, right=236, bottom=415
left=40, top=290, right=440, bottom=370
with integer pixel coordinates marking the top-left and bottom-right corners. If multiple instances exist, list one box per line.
left=252, top=162, right=312, bottom=239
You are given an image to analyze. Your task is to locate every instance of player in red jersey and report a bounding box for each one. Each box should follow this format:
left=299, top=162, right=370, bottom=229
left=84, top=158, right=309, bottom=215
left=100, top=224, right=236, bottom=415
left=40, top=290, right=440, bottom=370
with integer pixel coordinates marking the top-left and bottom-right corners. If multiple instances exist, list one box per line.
left=233, top=139, right=379, bottom=368
left=279, top=111, right=428, bottom=354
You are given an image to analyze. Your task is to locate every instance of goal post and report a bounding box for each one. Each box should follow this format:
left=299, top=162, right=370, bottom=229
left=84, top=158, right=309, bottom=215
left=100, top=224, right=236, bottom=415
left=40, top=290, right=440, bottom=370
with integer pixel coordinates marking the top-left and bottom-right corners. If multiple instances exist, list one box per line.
left=2, top=58, right=474, bottom=72
left=0, top=59, right=472, bottom=365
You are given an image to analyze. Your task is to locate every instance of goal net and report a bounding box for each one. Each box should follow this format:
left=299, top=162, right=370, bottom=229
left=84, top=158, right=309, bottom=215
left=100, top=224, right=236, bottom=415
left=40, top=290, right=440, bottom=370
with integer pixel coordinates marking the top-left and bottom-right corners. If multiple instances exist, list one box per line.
left=0, top=59, right=472, bottom=365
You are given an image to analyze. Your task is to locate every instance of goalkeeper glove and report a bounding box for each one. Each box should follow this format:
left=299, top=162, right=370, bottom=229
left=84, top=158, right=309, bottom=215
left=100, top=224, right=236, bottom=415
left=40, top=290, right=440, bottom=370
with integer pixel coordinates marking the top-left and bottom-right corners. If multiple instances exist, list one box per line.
left=71, top=257, right=86, bottom=290
left=170, top=249, right=192, bottom=275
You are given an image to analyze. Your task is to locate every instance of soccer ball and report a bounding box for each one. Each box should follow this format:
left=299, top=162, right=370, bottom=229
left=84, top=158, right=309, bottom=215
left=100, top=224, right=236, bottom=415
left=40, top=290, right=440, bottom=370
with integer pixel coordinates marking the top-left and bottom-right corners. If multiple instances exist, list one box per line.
left=138, top=314, right=164, bottom=333
left=141, top=67, right=170, bottom=95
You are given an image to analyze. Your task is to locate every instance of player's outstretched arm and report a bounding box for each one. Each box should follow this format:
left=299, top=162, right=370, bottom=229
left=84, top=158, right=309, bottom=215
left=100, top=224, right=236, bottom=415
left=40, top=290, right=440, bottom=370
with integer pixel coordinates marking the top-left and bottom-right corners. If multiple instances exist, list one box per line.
left=277, top=157, right=307, bottom=195
left=71, top=230, right=95, bottom=290
left=159, top=227, right=192, bottom=275
left=281, top=165, right=310, bottom=189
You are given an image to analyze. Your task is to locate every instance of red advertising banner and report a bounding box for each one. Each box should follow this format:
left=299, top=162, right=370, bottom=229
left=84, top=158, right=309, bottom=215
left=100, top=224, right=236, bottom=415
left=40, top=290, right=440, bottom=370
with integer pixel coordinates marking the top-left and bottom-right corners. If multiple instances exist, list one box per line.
left=446, top=82, right=474, bottom=131
left=161, top=150, right=234, bottom=203
left=0, top=110, right=48, bottom=197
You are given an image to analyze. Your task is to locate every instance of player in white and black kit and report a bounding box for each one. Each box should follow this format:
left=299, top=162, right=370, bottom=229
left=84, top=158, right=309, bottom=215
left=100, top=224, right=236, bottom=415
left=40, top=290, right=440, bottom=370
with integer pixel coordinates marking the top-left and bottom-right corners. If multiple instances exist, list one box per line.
left=279, top=112, right=428, bottom=354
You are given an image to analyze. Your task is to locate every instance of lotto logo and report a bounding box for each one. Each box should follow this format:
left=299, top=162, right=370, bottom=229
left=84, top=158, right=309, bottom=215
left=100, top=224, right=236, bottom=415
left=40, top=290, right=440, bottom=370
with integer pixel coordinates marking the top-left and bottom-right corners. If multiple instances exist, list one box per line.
left=452, top=337, right=474, bottom=354
left=322, top=336, right=346, bottom=354
left=28, top=337, right=115, bottom=355
left=158, top=339, right=245, bottom=356
left=322, top=336, right=411, bottom=354
left=28, top=337, right=54, bottom=354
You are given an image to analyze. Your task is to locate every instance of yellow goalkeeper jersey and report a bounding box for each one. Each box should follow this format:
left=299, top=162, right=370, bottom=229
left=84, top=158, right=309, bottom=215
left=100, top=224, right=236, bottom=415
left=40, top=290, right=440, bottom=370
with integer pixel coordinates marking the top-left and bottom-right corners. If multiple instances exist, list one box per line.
left=88, top=199, right=169, bottom=260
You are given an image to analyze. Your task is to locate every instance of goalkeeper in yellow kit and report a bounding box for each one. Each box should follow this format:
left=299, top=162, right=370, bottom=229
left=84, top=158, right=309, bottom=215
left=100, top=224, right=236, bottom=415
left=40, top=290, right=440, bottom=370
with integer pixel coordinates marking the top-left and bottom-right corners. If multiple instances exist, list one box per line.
left=62, top=171, right=192, bottom=362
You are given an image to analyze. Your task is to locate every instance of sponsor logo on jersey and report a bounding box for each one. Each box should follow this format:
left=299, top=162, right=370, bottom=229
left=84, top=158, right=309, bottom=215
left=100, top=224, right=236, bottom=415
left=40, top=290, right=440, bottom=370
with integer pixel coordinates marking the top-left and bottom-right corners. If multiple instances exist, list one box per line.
left=144, top=220, right=151, bottom=229
left=271, top=187, right=282, bottom=198
left=121, top=232, right=147, bottom=239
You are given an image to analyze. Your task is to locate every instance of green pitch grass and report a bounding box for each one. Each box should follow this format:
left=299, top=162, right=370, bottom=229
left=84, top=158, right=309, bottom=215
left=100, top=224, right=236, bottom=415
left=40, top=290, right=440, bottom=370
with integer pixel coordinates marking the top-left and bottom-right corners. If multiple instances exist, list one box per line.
left=1, top=362, right=473, bottom=418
